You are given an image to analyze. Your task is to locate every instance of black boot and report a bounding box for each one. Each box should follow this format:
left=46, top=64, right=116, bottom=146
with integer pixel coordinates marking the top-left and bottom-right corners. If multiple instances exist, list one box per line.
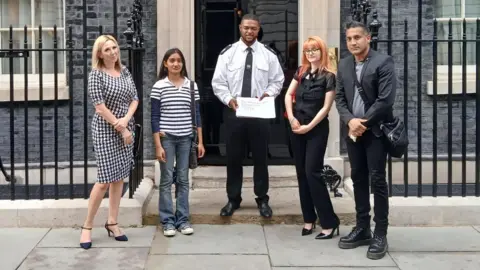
left=367, top=234, right=388, bottom=260
left=220, top=202, right=240, bottom=216
left=338, top=226, right=372, bottom=249
left=255, top=197, right=272, bottom=218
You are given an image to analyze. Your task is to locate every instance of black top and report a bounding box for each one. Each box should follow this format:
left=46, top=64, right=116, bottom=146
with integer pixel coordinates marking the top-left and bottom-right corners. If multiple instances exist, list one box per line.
left=293, top=66, right=336, bottom=124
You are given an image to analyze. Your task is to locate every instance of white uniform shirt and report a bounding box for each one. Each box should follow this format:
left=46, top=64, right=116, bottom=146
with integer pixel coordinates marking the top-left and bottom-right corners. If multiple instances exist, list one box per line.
left=211, top=39, right=285, bottom=105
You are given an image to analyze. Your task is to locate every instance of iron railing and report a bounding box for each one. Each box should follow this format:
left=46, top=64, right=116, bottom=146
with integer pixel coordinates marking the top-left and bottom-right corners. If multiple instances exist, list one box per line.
left=0, top=0, right=145, bottom=200
left=353, top=0, right=480, bottom=197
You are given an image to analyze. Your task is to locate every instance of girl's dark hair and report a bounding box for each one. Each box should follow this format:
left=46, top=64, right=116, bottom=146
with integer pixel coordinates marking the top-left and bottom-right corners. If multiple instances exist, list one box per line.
left=158, top=48, right=189, bottom=79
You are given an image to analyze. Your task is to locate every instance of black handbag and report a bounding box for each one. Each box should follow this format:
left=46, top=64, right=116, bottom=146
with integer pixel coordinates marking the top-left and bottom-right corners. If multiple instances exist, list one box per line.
left=379, top=116, right=408, bottom=158
left=189, top=80, right=199, bottom=169
left=353, top=64, right=408, bottom=158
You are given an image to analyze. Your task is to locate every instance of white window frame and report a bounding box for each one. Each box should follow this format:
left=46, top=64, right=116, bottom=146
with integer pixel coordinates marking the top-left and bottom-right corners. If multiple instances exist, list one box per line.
left=0, top=0, right=69, bottom=101
left=428, top=0, right=479, bottom=95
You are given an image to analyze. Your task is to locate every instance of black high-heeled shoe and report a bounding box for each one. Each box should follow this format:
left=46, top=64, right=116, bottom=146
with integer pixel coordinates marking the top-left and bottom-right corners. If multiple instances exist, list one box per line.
left=105, top=222, right=128, bottom=241
left=80, top=227, right=92, bottom=249
left=302, top=223, right=316, bottom=236
left=315, top=226, right=340, bottom=240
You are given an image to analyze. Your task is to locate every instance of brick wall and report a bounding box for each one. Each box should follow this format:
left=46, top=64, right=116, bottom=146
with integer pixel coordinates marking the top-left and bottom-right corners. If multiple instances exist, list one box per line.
left=339, top=0, right=477, bottom=156
left=0, top=0, right=157, bottom=165
left=2, top=0, right=476, bottom=166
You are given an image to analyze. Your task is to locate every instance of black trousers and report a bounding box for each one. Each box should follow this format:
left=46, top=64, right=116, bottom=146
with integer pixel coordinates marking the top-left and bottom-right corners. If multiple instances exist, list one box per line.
left=346, top=130, right=389, bottom=236
left=225, top=110, right=269, bottom=205
left=290, top=120, right=339, bottom=229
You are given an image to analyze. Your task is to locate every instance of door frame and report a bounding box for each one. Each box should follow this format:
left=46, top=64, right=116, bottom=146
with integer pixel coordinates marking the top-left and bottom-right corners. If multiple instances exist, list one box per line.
left=194, top=0, right=301, bottom=166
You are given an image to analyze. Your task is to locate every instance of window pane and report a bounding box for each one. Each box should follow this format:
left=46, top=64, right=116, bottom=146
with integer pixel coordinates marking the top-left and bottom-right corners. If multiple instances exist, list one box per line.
left=35, top=30, right=65, bottom=73
left=0, top=31, right=33, bottom=74
left=437, top=21, right=477, bottom=65
left=465, top=0, right=480, bottom=17
left=0, top=0, right=32, bottom=28
left=35, top=0, right=64, bottom=27
left=435, top=0, right=461, bottom=18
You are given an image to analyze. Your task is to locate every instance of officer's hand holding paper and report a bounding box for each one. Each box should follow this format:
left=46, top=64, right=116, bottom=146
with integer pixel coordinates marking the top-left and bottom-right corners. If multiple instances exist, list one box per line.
left=235, top=96, right=276, bottom=119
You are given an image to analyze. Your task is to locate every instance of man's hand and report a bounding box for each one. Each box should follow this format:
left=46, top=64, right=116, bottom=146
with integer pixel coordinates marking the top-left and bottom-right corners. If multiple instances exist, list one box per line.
left=228, top=99, right=238, bottom=111
left=348, top=130, right=358, bottom=142
left=259, top=93, right=270, bottom=101
left=348, top=118, right=367, bottom=136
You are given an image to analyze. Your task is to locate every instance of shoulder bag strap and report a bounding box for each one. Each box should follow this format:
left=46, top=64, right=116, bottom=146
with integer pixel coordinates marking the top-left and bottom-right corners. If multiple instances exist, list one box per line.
left=190, top=80, right=197, bottom=130
left=352, top=62, right=372, bottom=108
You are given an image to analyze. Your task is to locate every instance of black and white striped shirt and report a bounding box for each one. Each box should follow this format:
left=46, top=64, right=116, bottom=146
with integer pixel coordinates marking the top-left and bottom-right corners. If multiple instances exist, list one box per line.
left=150, top=77, right=201, bottom=137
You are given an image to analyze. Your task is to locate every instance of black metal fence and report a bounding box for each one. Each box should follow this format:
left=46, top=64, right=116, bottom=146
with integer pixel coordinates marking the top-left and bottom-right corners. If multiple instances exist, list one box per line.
left=353, top=0, right=479, bottom=197
left=0, top=0, right=145, bottom=200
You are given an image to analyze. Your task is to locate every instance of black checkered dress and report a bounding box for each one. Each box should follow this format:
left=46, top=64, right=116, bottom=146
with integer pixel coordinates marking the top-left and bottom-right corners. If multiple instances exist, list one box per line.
left=88, top=66, right=138, bottom=183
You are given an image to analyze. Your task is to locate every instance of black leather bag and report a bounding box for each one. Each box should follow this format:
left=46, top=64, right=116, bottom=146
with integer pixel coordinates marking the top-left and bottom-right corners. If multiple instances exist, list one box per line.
left=353, top=66, right=408, bottom=158
left=379, top=116, right=408, bottom=158
left=189, top=80, right=199, bottom=169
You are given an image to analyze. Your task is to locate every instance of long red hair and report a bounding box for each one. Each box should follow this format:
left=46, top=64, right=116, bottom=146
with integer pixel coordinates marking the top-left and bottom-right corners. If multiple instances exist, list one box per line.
left=284, top=36, right=333, bottom=118
left=297, top=36, right=334, bottom=82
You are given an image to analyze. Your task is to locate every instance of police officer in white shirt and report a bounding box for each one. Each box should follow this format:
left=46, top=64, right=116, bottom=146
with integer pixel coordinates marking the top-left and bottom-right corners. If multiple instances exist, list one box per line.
left=211, top=13, right=285, bottom=218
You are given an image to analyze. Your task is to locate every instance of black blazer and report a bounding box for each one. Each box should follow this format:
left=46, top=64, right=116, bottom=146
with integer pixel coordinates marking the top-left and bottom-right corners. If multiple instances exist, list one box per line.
left=335, top=48, right=396, bottom=136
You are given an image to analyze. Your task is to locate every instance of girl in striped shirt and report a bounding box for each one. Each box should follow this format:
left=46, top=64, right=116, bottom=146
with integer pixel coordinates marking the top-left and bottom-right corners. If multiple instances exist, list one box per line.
left=151, top=48, right=205, bottom=237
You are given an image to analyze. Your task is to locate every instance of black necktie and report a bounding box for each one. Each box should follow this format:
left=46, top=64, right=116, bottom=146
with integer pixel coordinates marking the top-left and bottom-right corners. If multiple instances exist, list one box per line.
left=241, top=47, right=253, bottom=98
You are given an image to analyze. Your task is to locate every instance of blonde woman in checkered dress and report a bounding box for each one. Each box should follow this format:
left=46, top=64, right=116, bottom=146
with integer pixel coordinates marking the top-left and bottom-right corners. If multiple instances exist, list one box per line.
left=79, top=35, right=139, bottom=249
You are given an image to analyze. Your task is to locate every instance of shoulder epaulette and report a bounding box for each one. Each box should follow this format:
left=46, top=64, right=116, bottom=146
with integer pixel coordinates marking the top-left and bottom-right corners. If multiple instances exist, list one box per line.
left=220, top=44, right=233, bottom=55
left=264, top=44, right=277, bottom=55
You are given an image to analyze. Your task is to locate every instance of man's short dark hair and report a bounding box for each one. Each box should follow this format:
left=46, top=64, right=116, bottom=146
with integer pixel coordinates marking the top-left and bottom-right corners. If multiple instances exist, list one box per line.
left=241, top=13, right=260, bottom=25
left=345, top=20, right=370, bottom=35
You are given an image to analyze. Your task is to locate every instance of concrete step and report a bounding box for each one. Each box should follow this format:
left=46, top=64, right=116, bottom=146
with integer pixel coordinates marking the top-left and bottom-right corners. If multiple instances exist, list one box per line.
left=191, top=165, right=299, bottom=189
left=143, top=186, right=355, bottom=225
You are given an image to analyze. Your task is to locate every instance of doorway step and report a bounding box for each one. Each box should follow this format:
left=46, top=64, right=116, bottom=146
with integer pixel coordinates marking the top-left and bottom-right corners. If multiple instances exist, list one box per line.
left=143, top=165, right=355, bottom=226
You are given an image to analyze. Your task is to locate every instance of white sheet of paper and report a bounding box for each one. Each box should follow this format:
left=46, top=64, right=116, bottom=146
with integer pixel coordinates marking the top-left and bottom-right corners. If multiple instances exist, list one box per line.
left=235, top=97, right=276, bottom=119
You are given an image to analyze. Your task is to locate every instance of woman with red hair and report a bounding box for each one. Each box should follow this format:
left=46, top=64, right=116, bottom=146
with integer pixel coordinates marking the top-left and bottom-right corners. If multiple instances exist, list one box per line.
left=284, top=36, right=339, bottom=239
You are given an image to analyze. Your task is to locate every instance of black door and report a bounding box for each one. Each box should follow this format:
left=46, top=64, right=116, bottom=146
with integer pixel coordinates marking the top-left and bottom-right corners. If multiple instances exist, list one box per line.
left=194, top=0, right=299, bottom=166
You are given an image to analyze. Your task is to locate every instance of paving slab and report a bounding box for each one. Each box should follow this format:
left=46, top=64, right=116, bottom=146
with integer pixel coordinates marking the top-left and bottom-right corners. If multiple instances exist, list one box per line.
left=474, top=226, right=480, bottom=233
left=264, top=225, right=396, bottom=267
left=272, top=267, right=400, bottom=270
left=146, top=255, right=271, bottom=270
left=17, top=247, right=150, bottom=270
left=390, top=252, right=480, bottom=270
left=0, top=228, right=49, bottom=270
left=150, top=224, right=268, bottom=255
left=37, top=226, right=156, bottom=248
left=387, top=226, right=480, bottom=252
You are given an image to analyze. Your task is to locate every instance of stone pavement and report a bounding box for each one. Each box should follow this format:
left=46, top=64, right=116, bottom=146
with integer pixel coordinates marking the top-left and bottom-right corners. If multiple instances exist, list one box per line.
left=3, top=225, right=480, bottom=270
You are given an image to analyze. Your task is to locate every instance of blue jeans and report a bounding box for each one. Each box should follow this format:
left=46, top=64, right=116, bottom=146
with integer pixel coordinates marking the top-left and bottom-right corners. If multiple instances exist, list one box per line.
left=158, top=133, right=192, bottom=229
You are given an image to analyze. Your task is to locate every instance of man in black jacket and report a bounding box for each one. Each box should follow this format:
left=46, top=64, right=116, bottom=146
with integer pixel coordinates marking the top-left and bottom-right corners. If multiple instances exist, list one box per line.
left=335, top=21, right=396, bottom=260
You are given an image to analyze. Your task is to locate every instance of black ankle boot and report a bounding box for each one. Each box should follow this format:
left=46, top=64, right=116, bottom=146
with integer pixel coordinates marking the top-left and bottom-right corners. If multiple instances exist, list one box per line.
left=220, top=201, right=240, bottom=216
left=367, top=234, right=388, bottom=260
left=338, top=226, right=372, bottom=249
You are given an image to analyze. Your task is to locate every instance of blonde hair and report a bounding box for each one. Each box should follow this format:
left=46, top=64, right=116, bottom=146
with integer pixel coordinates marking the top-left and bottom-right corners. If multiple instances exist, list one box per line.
left=91, top=35, right=122, bottom=71
left=297, top=36, right=334, bottom=82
